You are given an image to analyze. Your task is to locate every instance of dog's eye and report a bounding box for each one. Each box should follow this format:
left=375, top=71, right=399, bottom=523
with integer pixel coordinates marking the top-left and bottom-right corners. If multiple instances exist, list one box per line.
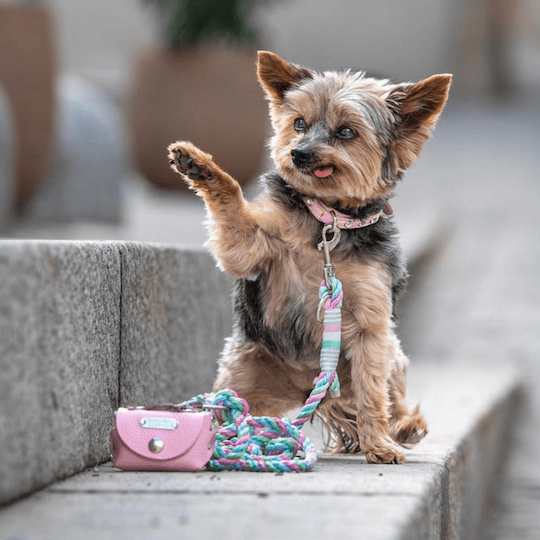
left=294, top=118, right=306, bottom=132
left=337, top=127, right=355, bottom=140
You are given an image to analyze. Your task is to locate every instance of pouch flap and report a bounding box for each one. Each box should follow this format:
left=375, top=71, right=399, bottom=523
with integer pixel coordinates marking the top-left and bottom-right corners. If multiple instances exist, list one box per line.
left=115, top=408, right=212, bottom=461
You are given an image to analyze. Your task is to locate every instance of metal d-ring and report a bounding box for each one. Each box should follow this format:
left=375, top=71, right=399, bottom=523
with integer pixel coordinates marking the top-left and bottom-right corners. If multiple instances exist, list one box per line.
left=317, top=295, right=329, bottom=323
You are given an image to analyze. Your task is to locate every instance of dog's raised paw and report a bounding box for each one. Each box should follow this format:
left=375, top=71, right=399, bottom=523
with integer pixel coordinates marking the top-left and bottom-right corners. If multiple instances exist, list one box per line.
left=168, top=141, right=215, bottom=184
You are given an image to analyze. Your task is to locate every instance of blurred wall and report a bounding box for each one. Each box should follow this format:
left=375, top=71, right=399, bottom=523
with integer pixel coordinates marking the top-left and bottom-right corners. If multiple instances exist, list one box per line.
left=258, top=0, right=540, bottom=91
left=258, top=0, right=455, bottom=80
left=51, top=0, right=454, bottom=81
left=48, top=0, right=539, bottom=94
left=49, top=0, right=158, bottom=95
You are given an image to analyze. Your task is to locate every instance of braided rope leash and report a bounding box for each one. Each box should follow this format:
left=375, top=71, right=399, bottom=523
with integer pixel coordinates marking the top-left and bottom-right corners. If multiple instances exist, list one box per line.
left=185, top=275, right=344, bottom=473
left=317, top=276, right=343, bottom=399
left=182, top=203, right=390, bottom=472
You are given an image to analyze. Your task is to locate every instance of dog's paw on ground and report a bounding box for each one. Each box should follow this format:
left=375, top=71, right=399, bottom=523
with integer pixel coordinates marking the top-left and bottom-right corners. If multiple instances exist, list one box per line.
left=392, top=406, right=429, bottom=448
left=364, top=442, right=406, bottom=464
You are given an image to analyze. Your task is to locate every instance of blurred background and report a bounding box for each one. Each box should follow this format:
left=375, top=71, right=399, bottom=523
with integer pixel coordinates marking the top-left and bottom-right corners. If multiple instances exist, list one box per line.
left=0, top=0, right=538, bottom=243
left=0, top=1, right=539, bottom=536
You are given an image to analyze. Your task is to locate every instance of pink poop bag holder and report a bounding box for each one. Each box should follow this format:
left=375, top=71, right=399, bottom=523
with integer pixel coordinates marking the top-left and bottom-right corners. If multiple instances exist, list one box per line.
left=110, top=405, right=216, bottom=472
left=110, top=387, right=326, bottom=473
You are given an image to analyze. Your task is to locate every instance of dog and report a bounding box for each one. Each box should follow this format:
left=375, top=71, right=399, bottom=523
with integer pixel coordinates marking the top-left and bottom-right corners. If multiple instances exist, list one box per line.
left=168, top=51, right=451, bottom=464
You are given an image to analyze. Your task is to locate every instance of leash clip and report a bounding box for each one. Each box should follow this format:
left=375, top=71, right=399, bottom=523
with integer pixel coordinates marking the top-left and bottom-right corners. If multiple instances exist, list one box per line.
left=317, top=218, right=341, bottom=286
left=317, top=220, right=341, bottom=254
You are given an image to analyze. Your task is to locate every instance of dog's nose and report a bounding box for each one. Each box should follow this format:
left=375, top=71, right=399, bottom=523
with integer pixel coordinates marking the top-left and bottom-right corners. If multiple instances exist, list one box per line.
left=291, top=147, right=314, bottom=168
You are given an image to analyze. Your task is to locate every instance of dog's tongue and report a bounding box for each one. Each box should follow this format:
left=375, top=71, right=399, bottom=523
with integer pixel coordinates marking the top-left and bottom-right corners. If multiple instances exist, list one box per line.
left=314, top=166, right=334, bottom=178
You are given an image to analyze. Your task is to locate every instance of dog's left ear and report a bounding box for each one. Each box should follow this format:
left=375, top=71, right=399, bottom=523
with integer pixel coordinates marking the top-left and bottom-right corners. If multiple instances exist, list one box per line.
left=384, top=74, right=452, bottom=177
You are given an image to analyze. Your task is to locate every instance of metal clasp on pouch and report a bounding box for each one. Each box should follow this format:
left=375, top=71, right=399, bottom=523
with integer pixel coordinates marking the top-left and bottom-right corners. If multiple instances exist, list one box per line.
left=139, top=417, right=178, bottom=430
left=172, top=402, right=227, bottom=412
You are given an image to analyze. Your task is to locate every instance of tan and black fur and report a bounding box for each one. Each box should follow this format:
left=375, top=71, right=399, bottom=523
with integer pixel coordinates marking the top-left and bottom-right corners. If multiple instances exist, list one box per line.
left=168, top=51, right=451, bottom=464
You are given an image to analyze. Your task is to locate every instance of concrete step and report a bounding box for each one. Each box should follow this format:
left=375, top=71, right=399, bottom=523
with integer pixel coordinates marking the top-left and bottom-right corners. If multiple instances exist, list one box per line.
left=0, top=360, right=523, bottom=540
left=0, top=236, right=527, bottom=540
left=0, top=240, right=232, bottom=505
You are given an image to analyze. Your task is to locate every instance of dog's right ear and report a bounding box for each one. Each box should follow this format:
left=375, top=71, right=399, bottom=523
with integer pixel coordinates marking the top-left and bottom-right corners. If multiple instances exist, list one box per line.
left=257, top=51, right=313, bottom=101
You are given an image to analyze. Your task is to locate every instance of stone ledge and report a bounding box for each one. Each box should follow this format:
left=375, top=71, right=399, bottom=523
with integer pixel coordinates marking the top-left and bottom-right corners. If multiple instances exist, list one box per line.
left=0, top=239, right=526, bottom=540
left=0, top=361, right=524, bottom=540
left=118, top=242, right=232, bottom=406
left=0, top=241, right=121, bottom=505
left=0, top=240, right=232, bottom=505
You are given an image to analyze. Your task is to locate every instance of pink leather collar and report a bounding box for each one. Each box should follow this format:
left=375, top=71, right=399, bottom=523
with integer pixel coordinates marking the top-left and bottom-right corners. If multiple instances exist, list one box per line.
left=303, top=197, right=393, bottom=229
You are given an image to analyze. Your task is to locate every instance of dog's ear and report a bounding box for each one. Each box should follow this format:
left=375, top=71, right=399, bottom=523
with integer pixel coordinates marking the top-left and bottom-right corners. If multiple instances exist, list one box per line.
left=257, top=51, right=313, bottom=101
left=384, top=74, right=452, bottom=177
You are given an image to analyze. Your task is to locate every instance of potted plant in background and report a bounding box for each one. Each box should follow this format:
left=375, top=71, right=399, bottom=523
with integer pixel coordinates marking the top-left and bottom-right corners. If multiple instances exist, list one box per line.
left=130, top=0, right=272, bottom=190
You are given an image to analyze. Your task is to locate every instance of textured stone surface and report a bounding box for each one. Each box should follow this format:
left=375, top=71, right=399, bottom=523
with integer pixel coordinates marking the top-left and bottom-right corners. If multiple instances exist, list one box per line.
left=0, top=241, right=121, bottom=504
left=0, top=362, right=522, bottom=539
left=119, top=243, right=232, bottom=406
left=0, top=84, right=14, bottom=232
left=0, top=240, right=233, bottom=505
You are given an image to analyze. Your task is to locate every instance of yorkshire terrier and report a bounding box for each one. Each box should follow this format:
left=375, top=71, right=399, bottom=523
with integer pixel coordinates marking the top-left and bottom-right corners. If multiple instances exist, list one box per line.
left=168, top=51, right=451, bottom=464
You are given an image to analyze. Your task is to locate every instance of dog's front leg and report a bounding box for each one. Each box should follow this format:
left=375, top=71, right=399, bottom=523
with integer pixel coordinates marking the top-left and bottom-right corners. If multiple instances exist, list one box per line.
left=343, top=324, right=406, bottom=464
left=168, top=141, right=276, bottom=276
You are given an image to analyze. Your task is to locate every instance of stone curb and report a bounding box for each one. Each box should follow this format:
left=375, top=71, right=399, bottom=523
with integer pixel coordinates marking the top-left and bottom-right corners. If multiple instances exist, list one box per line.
left=0, top=361, right=524, bottom=540
left=0, top=240, right=231, bottom=505
left=0, top=238, right=525, bottom=540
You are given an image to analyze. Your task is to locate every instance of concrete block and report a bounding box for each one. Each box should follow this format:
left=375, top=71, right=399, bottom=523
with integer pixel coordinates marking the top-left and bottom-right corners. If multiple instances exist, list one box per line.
left=0, top=83, right=15, bottom=233
left=119, top=243, right=232, bottom=406
left=0, top=241, right=121, bottom=504
left=0, top=362, right=523, bottom=539
left=0, top=491, right=417, bottom=540
left=27, top=75, right=125, bottom=223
